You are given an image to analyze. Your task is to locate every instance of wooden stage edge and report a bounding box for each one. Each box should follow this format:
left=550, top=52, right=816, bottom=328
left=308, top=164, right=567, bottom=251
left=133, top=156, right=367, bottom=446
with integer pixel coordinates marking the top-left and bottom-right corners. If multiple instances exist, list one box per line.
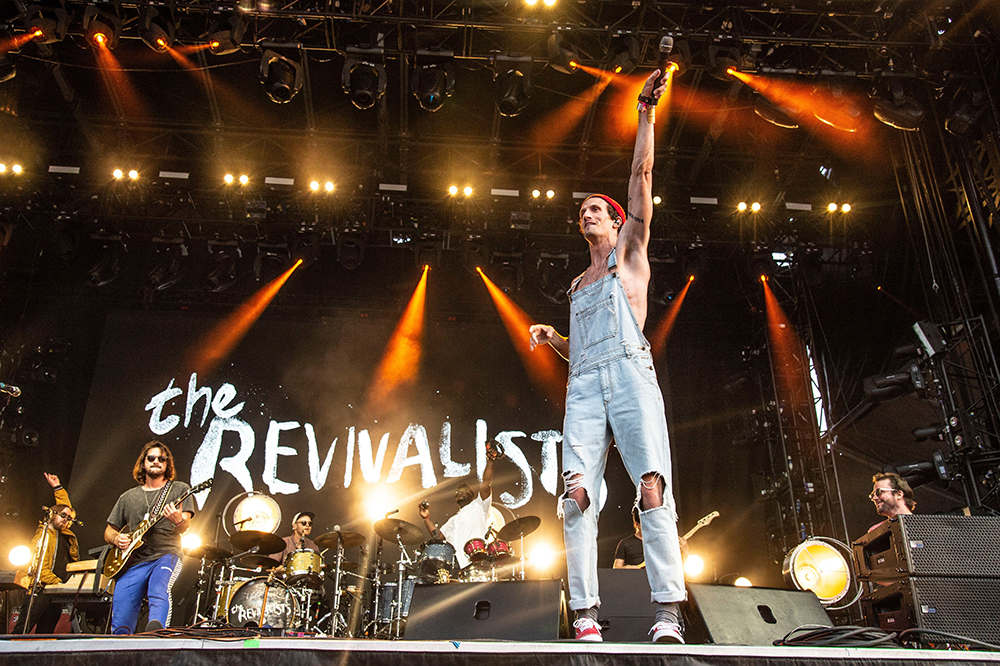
left=1, top=637, right=999, bottom=666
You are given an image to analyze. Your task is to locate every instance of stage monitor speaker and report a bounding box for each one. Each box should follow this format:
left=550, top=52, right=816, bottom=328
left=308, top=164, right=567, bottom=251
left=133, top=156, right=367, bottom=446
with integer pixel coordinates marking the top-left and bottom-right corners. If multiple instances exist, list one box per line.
left=595, top=569, right=657, bottom=642
left=684, top=584, right=832, bottom=645
left=861, top=576, right=1000, bottom=644
left=852, top=515, right=1000, bottom=581
left=404, top=580, right=567, bottom=641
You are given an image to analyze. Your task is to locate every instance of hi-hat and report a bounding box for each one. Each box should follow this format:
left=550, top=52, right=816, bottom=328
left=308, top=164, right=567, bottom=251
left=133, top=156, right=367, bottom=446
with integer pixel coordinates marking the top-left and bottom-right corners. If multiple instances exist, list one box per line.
left=230, top=530, right=285, bottom=555
left=315, top=529, right=366, bottom=550
left=374, top=518, right=424, bottom=545
left=497, top=516, right=541, bottom=541
left=240, top=553, right=279, bottom=569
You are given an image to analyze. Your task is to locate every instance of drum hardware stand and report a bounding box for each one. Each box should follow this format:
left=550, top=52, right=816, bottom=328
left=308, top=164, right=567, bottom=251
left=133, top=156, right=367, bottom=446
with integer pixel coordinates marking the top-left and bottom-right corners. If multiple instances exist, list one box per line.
left=22, top=510, right=54, bottom=631
left=516, top=534, right=527, bottom=581
left=391, top=534, right=415, bottom=639
left=190, top=555, right=214, bottom=623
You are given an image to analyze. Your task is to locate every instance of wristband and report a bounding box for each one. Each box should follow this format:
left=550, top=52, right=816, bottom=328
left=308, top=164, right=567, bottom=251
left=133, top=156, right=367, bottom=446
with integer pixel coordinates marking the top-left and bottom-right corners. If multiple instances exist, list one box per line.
left=637, top=93, right=657, bottom=107
left=637, top=101, right=648, bottom=113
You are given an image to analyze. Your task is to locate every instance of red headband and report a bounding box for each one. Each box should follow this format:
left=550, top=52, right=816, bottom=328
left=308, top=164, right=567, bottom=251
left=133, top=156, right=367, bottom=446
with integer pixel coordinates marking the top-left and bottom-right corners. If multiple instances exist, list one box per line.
left=582, top=194, right=626, bottom=227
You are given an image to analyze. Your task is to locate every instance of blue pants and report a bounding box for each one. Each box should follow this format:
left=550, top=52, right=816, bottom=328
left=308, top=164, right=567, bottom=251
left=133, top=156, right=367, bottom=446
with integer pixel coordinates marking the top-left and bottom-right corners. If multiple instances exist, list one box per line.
left=111, top=553, right=182, bottom=634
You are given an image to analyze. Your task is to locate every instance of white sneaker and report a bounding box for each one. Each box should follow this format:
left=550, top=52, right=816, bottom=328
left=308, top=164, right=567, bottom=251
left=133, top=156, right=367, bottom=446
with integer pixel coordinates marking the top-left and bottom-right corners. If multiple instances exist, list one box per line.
left=573, top=618, right=603, bottom=642
left=650, top=621, right=684, bottom=644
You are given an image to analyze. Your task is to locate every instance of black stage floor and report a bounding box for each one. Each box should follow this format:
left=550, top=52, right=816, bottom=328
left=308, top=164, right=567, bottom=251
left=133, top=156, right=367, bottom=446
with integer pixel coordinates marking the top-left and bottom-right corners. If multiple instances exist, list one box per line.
left=2, top=636, right=1000, bottom=666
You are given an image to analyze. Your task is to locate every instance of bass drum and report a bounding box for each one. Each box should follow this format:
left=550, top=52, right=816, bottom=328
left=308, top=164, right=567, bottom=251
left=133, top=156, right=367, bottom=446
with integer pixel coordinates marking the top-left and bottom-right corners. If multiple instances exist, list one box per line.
left=227, top=578, right=300, bottom=628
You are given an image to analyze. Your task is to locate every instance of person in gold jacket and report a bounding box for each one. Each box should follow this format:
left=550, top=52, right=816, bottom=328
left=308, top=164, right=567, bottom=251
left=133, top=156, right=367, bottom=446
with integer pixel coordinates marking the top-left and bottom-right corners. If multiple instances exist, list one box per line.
left=11, top=473, right=80, bottom=634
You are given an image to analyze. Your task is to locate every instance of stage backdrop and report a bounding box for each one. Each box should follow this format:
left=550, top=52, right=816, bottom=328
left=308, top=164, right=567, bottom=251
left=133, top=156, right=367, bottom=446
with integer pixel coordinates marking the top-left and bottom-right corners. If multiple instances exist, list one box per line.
left=69, top=307, right=630, bottom=576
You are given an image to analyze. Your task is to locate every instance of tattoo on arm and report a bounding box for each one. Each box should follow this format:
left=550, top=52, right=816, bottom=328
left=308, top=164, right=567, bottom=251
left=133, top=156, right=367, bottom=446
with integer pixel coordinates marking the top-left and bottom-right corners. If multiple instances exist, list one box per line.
left=627, top=211, right=645, bottom=226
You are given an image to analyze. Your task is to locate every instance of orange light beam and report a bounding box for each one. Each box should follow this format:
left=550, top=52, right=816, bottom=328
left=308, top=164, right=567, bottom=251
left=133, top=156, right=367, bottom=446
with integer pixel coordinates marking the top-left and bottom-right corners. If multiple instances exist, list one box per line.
left=367, top=266, right=429, bottom=410
left=478, top=268, right=567, bottom=407
left=650, top=276, right=692, bottom=359
left=189, top=259, right=302, bottom=376
left=1, top=32, right=38, bottom=51
left=165, top=46, right=201, bottom=72
left=761, top=277, right=811, bottom=410
left=606, top=69, right=675, bottom=142
left=530, top=72, right=613, bottom=146
left=93, top=46, right=150, bottom=119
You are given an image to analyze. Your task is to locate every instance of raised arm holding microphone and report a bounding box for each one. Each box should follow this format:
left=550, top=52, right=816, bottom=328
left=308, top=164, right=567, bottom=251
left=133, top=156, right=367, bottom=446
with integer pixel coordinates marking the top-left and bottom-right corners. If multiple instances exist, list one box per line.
left=528, top=68, right=686, bottom=644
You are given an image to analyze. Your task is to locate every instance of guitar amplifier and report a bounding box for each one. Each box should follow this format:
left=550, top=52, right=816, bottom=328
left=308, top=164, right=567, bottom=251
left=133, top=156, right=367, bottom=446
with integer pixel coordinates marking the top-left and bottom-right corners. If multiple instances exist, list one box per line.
left=861, top=577, right=1000, bottom=644
left=852, top=514, right=1000, bottom=581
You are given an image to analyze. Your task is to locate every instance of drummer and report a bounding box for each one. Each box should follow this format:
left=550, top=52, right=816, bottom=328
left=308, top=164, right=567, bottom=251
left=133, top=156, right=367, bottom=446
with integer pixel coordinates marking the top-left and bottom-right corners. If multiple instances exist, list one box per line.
left=419, top=443, right=502, bottom=569
left=269, top=511, right=319, bottom=564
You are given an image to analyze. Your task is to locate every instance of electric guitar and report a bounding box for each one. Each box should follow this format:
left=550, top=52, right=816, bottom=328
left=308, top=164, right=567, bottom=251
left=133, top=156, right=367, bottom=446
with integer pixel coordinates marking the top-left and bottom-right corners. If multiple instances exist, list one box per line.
left=103, top=478, right=213, bottom=579
left=637, top=510, right=719, bottom=568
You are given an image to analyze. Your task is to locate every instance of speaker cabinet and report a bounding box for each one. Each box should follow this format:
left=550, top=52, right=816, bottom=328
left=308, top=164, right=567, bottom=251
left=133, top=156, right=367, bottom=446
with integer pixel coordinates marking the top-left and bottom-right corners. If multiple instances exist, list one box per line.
left=404, top=580, right=567, bottom=641
left=684, top=584, right=831, bottom=645
left=595, top=569, right=657, bottom=642
left=853, top=515, right=1000, bottom=581
left=861, top=577, right=1000, bottom=644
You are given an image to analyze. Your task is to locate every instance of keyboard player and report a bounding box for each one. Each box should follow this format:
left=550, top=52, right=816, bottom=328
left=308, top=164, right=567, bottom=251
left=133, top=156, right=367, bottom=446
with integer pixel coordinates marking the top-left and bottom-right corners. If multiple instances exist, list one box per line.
left=11, top=473, right=80, bottom=634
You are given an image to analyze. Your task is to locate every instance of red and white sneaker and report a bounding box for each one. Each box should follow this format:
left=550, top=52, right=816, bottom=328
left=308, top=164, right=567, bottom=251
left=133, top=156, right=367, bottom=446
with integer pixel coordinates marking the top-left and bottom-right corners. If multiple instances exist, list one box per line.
left=573, top=618, right=603, bottom=642
left=650, top=621, right=684, bottom=644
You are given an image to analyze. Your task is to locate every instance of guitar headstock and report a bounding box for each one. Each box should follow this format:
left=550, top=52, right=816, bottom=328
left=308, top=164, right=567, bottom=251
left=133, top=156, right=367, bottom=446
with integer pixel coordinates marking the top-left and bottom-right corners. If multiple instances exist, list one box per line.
left=189, top=478, right=214, bottom=495
left=697, top=511, right=720, bottom=527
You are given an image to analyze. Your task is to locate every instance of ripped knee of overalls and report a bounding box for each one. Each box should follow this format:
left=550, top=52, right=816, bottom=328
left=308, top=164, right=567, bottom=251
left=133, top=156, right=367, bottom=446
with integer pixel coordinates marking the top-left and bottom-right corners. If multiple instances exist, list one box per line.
left=558, top=471, right=590, bottom=520
left=636, top=471, right=677, bottom=521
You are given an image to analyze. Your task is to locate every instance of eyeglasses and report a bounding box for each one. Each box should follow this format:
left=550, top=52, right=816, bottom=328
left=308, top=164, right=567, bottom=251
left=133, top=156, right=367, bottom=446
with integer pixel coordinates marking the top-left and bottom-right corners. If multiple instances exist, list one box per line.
left=57, top=512, right=73, bottom=520
left=146, top=455, right=168, bottom=463
left=298, top=521, right=312, bottom=526
left=868, top=488, right=896, bottom=500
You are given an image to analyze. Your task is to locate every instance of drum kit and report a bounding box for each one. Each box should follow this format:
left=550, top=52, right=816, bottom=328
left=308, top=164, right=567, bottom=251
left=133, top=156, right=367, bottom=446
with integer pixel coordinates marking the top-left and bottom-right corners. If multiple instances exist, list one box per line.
left=188, top=491, right=543, bottom=638
left=188, top=492, right=367, bottom=635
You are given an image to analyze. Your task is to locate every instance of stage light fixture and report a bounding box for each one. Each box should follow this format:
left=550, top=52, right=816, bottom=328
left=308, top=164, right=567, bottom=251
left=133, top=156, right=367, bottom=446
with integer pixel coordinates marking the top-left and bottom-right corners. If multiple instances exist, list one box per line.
left=325, top=181, right=334, bottom=192
left=737, top=202, right=748, bottom=212
left=25, top=8, right=69, bottom=45
left=709, top=44, right=742, bottom=81
left=531, top=189, right=540, bottom=198
left=260, top=50, right=304, bottom=104
left=734, top=577, right=752, bottom=587
left=146, top=243, right=189, bottom=292
left=8, top=545, right=31, bottom=567
left=782, top=538, right=851, bottom=605
left=233, top=492, right=281, bottom=534
left=337, top=234, right=365, bottom=270
left=463, top=186, right=473, bottom=197
left=128, top=169, right=139, bottom=180
left=112, top=168, right=123, bottom=180
left=0, top=53, right=15, bottom=83
left=684, top=554, right=705, bottom=578
left=239, top=174, right=249, bottom=185
left=751, top=202, right=761, bottom=212
left=342, top=47, right=387, bottom=110
left=884, top=450, right=950, bottom=489
left=412, top=50, right=455, bottom=112
left=750, top=253, right=776, bottom=281
left=224, top=174, right=235, bottom=184
left=827, top=202, right=837, bottom=212
left=87, top=241, right=126, bottom=287
left=310, top=180, right=320, bottom=191
left=841, top=203, right=851, bottom=213
left=181, top=533, right=202, bottom=551
left=664, top=39, right=690, bottom=78
left=494, top=54, right=532, bottom=117
left=207, top=15, right=247, bottom=56
left=543, top=0, right=556, bottom=6
left=945, top=81, right=989, bottom=137
left=652, top=195, right=661, bottom=205
left=525, top=0, right=538, bottom=5
left=862, top=361, right=924, bottom=402
left=873, top=78, right=925, bottom=132
left=528, top=543, right=557, bottom=572
left=11, top=164, right=22, bottom=174
left=811, top=81, right=863, bottom=133
left=0, top=164, right=5, bottom=173
left=547, top=33, right=579, bottom=75
left=205, top=244, right=240, bottom=293
left=83, top=7, right=122, bottom=50
left=546, top=189, right=555, bottom=199
left=139, top=7, right=175, bottom=52
left=538, top=252, right=571, bottom=305
left=605, top=36, right=639, bottom=75
left=753, top=93, right=800, bottom=129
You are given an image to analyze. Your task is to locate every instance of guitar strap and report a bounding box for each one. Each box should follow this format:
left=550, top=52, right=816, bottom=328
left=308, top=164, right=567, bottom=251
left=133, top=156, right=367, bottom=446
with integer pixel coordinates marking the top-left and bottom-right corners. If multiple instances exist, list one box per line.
left=148, top=481, right=174, bottom=520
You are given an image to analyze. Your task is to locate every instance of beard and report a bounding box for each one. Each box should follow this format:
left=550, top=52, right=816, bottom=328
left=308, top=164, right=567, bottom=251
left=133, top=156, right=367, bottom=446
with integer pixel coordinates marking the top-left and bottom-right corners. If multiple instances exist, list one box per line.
left=146, top=465, right=165, bottom=479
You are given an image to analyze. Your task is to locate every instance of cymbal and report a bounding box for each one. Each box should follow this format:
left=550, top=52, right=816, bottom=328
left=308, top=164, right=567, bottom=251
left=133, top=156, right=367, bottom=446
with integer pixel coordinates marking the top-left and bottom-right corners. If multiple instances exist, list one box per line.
left=327, top=561, right=359, bottom=573
left=187, top=545, right=232, bottom=561
left=314, top=529, right=366, bottom=550
left=497, top=515, right=541, bottom=542
left=374, top=518, right=424, bottom=545
left=230, top=530, right=285, bottom=555
left=240, top=554, right=280, bottom=569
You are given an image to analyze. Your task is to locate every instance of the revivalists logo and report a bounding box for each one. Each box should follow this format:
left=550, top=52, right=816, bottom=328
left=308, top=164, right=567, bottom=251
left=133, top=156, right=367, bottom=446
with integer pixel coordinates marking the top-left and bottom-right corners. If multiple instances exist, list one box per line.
left=144, top=373, right=563, bottom=510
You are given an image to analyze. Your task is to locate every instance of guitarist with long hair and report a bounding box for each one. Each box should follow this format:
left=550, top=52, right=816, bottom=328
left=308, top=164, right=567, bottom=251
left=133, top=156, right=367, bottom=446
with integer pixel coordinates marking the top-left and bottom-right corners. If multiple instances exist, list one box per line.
left=104, top=440, right=195, bottom=634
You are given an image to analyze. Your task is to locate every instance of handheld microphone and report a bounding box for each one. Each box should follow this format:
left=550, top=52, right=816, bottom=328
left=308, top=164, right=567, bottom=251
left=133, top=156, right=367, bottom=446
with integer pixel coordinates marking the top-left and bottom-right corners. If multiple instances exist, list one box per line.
left=653, top=35, right=674, bottom=92
left=0, top=382, right=21, bottom=397
left=418, top=501, right=430, bottom=511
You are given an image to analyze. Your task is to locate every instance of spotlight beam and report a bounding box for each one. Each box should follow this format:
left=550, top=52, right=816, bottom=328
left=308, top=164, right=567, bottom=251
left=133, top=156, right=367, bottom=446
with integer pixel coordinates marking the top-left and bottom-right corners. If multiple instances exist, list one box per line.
left=650, top=276, right=692, bottom=359
left=367, top=266, right=429, bottom=411
left=530, top=71, right=612, bottom=146
left=188, top=259, right=302, bottom=376
left=478, top=268, right=567, bottom=407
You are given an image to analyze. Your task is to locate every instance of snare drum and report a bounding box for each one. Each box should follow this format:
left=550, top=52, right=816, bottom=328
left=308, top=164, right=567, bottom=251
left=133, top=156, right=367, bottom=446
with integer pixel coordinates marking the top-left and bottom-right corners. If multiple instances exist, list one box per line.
left=418, top=540, right=456, bottom=578
left=463, top=538, right=488, bottom=563
left=284, top=549, right=324, bottom=587
left=227, top=578, right=300, bottom=628
left=488, top=539, right=511, bottom=562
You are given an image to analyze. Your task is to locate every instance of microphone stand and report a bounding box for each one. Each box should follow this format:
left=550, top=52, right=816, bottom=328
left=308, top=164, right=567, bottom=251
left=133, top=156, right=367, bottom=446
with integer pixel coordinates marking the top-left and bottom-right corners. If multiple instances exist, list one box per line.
left=23, top=510, right=54, bottom=633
